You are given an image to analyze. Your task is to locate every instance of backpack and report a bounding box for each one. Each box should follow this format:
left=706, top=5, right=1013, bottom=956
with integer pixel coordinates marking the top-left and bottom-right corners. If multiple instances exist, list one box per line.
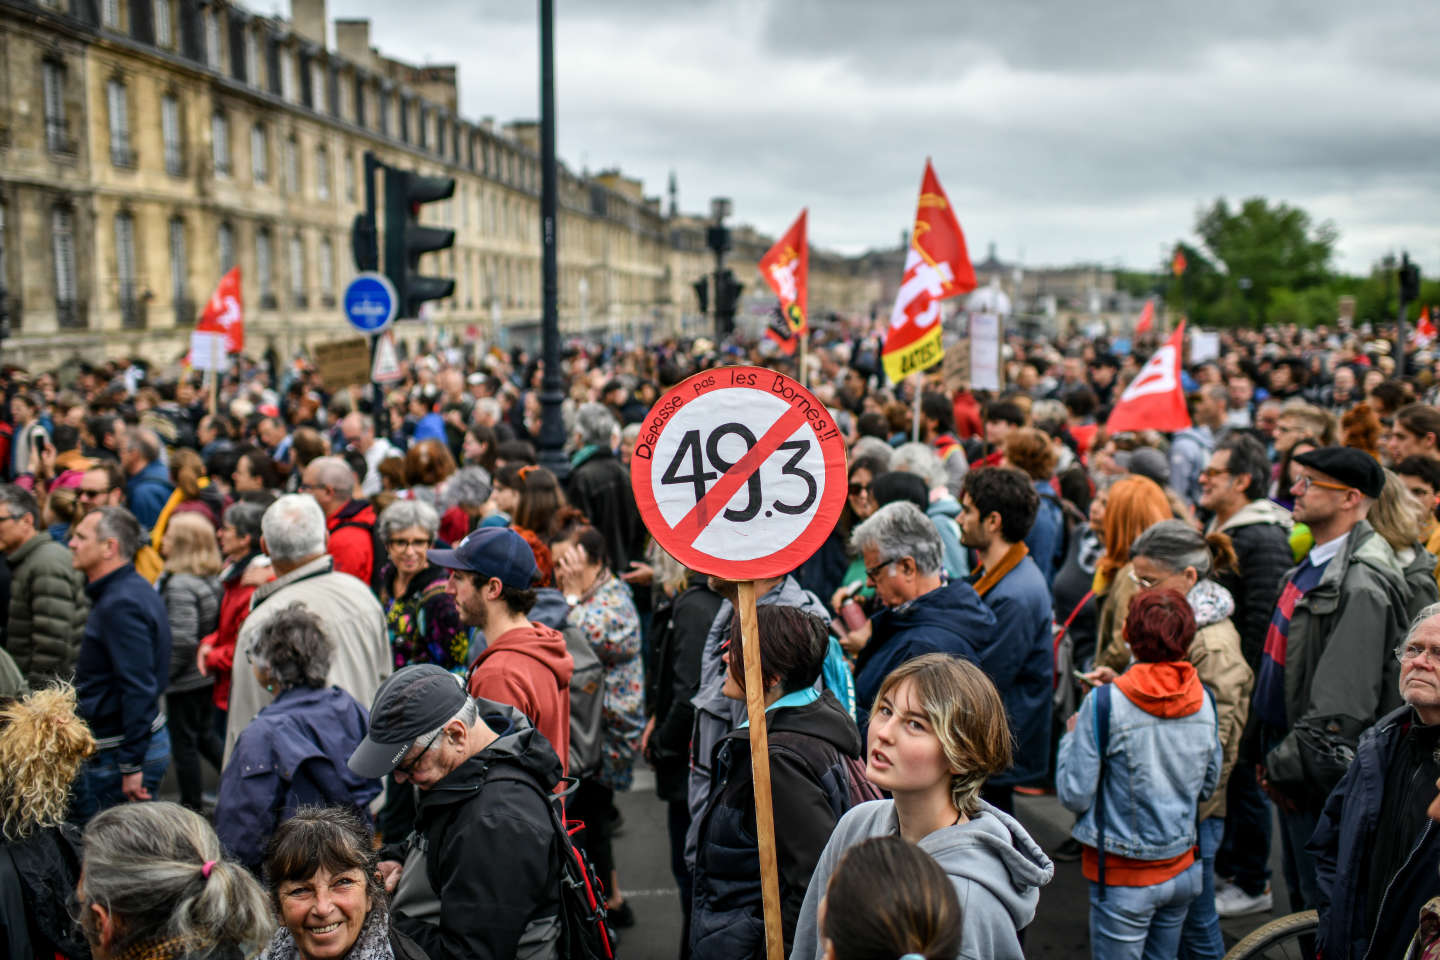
left=561, top=624, right=605, bottom=780
left=489, top=770, right=616, bottom=960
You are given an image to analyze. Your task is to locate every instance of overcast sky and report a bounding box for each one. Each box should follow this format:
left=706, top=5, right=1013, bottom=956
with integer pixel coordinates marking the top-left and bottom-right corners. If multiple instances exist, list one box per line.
left=320, top=0, right=1439, bottom=275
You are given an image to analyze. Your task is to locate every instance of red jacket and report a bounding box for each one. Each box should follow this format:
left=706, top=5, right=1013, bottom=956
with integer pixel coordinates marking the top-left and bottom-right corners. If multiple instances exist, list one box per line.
left=952, top=389, right=983, bottom=440
left=327, top=499, right=376, bottom=586
left=201, top=558, right=271, bottom=711
left=468, top=622, right=575, bottom=777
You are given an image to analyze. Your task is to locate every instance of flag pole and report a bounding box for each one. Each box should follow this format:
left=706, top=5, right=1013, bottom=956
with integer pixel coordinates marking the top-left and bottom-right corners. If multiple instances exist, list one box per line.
left=208, top=336, right=218, bottom=417
left=911, top=375, right=922, bottom=442
left=798, top=328, right=809, bottom=389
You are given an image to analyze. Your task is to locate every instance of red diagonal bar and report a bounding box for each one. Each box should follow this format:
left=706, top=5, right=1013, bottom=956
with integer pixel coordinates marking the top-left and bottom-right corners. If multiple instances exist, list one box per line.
left=668, top=404, right=811, bottom=546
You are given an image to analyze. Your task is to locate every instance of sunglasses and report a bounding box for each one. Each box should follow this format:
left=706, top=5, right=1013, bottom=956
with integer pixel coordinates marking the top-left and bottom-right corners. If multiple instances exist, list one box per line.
left=849, top=482, right=871, bottom=498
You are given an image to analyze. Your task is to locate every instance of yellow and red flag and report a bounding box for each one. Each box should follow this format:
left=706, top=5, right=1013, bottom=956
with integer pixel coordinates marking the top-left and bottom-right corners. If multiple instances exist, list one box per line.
left=882, top=160, right=976, bottom=382
left=759, top=209, right=809, bottom=356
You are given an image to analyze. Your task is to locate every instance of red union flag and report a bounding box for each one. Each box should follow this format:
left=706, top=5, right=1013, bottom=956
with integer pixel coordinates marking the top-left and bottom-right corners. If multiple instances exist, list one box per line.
left=1107, top=322, right=1190, bottom=434
left=759, top=209, right=808, bottom=356
left=882, top=160, right=976, bottom=382
left=196, top=267, right=244, bottom=353
left=1134, top=299, right=1155, bottom=335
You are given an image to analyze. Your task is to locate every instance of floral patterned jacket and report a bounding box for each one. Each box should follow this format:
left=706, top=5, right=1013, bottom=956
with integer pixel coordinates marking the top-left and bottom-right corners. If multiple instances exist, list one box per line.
left=568, top=573, right=644, bottom=790
left=380, top=562, right=468, bottom=675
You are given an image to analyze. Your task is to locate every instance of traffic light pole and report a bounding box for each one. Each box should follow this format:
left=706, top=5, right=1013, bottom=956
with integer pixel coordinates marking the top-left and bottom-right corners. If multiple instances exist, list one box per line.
left=362, top=152, right=385, bottom=422
left=536, top=0, right=568, bottom=479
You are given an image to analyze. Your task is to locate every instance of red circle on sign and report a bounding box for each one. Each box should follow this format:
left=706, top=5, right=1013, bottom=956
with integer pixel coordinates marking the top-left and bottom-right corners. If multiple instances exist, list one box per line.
left=631, top=366, right=849, bottom=581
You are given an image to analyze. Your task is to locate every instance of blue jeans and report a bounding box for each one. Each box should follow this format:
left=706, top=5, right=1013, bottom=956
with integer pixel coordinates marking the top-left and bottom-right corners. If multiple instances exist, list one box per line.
left=70, top=726, right=171, bottom=826
left=1277, top=805, right=1320, bottom=912
left=1179, top=818, right=1225, bottom=960
left=1089, top=861, right=1203, bottom=960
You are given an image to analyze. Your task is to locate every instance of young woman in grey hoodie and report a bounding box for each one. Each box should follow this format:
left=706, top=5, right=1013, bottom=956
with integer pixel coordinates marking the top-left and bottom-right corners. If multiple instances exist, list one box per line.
left=789, top=654, right=1055, bottom=960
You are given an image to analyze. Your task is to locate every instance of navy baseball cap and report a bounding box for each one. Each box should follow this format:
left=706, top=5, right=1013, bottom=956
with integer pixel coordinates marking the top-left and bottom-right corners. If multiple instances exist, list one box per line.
left=348, top=664, right=469, bottom=778
left=427, top=527, right=540, bottom=589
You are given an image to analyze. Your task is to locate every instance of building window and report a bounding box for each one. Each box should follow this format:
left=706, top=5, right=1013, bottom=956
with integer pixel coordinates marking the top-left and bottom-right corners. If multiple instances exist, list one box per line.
left=283, top=135, right=299, bottom=194
left=0, top=202, right=7, bottom=298
left=319, top=237, right=333, bottom=303
left=354, top=80, right=366, bottom=130
left=155, top=0, right=173, bottom=47
left=218, top=221, right=235, bottom=274
left=311, top=61, right=327, bottom=114
left=245, top=30, right=260, bottom=88
left=161, top=94, right=183, bottom=175
left=51, top=208, right=77, bottom=326
left=279, top=49, right=296, bottom=102
left=337, top=74, right=351, bottom=123
left=102, top=0, right=121, bottom=29
left=379, top=93, right=390, bottom=137
left=107, top=79, right=133, bottom=167
left=398, top=99, right=409, bottom=144
left=418, top=106, right=427, bottom=150
left=436, top=117, right=446, bottom=157
left=251, top=123, right=268, bottom=183
left=169, top=216, right=189, bottom=321
left=203, top=8, right=222, bottom=70
left=256, top=229, right=273, bottom=305
left=42, top=60, right=68, bottom=155
left=211, top=110, right=230, bottom=175
left=344, top=152, right=355, bottom=201
left=289, top=234, right=305, bottom=305
left=315, top=145, right=330, bottom=200
left=115, top=213, right=139, bottom=325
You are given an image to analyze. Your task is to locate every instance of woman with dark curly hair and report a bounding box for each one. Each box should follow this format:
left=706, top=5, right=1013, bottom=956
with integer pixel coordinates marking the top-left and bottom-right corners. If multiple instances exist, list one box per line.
left=259, top=807, right=428, bottom=960
left=215, top=604, right=381, bottom=873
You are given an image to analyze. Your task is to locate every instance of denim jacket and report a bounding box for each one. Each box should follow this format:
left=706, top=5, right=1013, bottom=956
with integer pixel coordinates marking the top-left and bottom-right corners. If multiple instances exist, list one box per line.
left=1056, top=682, right=1221, bottom=861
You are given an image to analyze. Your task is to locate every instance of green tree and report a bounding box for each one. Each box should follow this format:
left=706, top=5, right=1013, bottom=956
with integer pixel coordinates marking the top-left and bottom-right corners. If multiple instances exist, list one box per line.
left=1193, top=197, right=1339, bottom=327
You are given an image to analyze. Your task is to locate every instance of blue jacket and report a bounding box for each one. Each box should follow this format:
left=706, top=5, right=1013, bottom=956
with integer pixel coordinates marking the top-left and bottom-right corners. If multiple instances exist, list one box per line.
left=1311, top=705, right=1440, bottom=960
left=975, top=555, right=1055, bottom=786
left=1025, top=481, right=1066, bottom=585
left=75, top=564, right=172, bottom=771
left=1057, top=676, right=1221, bottom=861
left=125, top=460, right=174, bottom=530
left=927, top=496, right=971, bottom=581
left=854, top=578, right=996, bottom=736
left=215, top=685, right=380, bottom=873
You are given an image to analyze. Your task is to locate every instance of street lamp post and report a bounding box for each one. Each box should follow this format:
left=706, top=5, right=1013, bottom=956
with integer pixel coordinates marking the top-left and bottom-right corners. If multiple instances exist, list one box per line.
left=536, top=0, right=567, bottom=479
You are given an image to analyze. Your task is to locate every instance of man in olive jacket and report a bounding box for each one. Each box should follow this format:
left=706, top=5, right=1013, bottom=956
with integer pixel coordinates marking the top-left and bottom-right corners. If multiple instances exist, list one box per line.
left=0, top=485, right=89, bottom=687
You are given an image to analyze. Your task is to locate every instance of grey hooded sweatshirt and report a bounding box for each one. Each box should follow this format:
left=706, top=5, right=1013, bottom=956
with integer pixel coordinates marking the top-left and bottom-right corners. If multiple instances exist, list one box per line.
left=787, top=799, right=1054, bottom=960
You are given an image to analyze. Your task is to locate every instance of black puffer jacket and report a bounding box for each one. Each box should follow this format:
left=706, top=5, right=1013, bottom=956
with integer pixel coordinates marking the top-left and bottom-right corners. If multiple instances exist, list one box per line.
left=1211, top=499, right=1295, bottom=669
left=565, top=447, right=646, bottom=576
left=387, top=699, right=564, bottom=960
left=0, top=823, right=89, bottom=960
left=690, top=690, right=864, bottom=960
left=646, top=582, right=724, bottom=801
left=5, top=533, right=89, bottom=688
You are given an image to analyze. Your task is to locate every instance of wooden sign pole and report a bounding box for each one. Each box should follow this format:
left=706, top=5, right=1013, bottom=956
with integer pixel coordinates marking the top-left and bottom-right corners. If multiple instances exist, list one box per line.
left=208, top=336, right=219, bottom=417
left=736, top=579, right=784, bottom=960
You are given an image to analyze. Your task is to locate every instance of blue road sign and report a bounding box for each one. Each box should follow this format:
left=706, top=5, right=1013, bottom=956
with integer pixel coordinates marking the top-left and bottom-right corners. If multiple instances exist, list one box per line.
left=343, top=272, right=398, bottom=335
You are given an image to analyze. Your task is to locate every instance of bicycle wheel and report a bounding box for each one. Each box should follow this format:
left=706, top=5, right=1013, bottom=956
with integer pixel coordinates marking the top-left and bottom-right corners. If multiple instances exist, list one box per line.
left=1223, top=910, right=1319, bottom=960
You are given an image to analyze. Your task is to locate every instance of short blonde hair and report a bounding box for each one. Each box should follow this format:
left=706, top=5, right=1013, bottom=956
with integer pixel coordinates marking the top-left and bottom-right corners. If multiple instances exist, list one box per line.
left=875, top=654, right=1012, bottom=816
left=0, top=684, right=96, bottom=839
left=162, top=512, right=223, bottom=577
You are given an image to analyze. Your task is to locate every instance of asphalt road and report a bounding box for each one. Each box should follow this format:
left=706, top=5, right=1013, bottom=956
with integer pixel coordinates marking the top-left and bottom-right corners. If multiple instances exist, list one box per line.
left=609, top=771, right=1294, bottom=960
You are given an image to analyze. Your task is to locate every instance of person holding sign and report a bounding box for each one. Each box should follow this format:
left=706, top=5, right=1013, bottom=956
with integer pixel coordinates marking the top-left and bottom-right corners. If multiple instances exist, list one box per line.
left=790, top=654, right=1053, bottom=960
left=689, top=605, right=871, bottom=960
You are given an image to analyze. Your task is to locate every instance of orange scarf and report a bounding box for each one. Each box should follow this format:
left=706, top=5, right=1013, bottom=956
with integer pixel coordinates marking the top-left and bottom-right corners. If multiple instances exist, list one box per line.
left=972, top=542, right=1028, bottom=598
left=1114, top=661, right=1203, bottom=718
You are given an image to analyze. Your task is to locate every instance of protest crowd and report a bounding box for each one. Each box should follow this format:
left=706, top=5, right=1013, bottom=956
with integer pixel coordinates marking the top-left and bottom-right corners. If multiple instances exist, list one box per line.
left=5, top=314, right=1440, bottom=960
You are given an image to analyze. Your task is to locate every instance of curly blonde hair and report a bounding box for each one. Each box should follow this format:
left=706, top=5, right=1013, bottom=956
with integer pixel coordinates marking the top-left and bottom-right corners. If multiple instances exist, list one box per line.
left=0, top=683, right=96, bottom=839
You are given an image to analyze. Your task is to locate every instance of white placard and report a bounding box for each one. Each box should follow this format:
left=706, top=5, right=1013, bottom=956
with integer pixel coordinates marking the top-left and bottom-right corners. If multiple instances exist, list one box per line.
left=190, top=331, right=229, bottom=372
left=1191, top=330, right=1221, bottom=364
left=970, top=312, right=1002, bottom=391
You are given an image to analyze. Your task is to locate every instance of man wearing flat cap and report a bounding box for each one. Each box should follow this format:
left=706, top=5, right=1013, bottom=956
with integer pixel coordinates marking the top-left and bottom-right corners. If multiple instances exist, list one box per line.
left=1254, top=446, right=1409, bottom=913
left=350, top=664, right=565, bottom=960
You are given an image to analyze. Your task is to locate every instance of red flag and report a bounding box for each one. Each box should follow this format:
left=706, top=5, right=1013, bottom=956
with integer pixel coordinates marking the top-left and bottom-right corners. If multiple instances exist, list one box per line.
left=1134, top=299, right=1155, bottom=335
left=1418, top=306, right=1437, bottom=344
left=882, top=160, right=976, bottom=382
left=759, top=210, right=808, bottom=356
left=1107, top=322, right=1190, bottom=434
left=196, top=267, right=244, bottom=353
left=1172, top=249, right=1187, bottom=277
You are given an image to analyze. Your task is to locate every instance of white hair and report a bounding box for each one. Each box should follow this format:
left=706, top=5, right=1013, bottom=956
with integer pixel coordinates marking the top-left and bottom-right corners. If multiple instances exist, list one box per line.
left=891, top=442, right=946, bottom=490
left=261, top=494, right=328, bottom=564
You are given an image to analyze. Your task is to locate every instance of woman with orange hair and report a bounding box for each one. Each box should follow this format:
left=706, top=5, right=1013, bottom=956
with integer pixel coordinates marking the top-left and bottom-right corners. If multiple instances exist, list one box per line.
left=1093, top=474, right=1173, bottom=673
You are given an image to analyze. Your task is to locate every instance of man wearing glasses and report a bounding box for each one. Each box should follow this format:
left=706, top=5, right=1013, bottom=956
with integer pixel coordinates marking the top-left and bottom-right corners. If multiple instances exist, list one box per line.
left=349, top=664, right=566, bottom=960
left=1255, top=447, right=1408, bottom=913
left=1310, top=603, right=1440, bottom=960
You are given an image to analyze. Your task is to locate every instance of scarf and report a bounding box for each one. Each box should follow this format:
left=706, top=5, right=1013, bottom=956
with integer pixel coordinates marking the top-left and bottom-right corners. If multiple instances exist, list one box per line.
left=259, top=908, right=393, bottom=960
left=112, top=936, right=209, bottom=960
left=971, top=542, right=1028, bottom=598
left=151, top=475, right=212, bottom=550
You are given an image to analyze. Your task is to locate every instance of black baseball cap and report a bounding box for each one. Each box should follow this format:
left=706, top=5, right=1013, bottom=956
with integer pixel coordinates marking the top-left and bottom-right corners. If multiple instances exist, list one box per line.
left=427, top=527, right=539, bottom=589
left=1294, top=446, right=1385, bottom=500
left=348, top=664, right=469, bottom=778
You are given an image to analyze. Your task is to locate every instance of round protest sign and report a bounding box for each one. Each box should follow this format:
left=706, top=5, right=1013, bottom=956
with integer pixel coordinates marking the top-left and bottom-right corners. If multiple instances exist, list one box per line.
left=631, top=366, right=848, bottom=581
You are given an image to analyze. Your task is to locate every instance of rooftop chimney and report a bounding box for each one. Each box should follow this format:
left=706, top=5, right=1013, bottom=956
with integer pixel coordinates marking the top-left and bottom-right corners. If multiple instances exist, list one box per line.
left=334, top=19, right=372, bottom=69
left=292, top=0, right=326, bottom=47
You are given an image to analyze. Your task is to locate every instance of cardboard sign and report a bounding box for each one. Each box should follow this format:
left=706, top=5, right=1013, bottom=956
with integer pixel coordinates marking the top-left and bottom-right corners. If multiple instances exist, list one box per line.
left=312, top=337, right=373, bottom=390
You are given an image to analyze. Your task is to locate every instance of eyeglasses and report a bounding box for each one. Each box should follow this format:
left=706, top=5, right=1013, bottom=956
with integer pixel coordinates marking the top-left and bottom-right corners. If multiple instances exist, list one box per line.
left=0, top=513, right=15, bottom=524
left=395, top=729, right=443, bottom=777
left=866, top=557, right=901, bottom=581
left=78, top=487, right=111, bottom=500
left=1128, top=568, right=1166, bottom=590
left=1198, top=467, right=1232, bottom=480
left=1292, top=474, right=1352, bottom=495
left=1396, top=642, right=1440, bottom=665
left=388, top=537, right=433, bottom=552
left=849, top=482, right=872, bottom=498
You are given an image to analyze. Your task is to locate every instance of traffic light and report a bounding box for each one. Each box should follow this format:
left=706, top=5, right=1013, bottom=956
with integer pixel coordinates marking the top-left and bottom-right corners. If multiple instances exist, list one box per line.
left=384, top=168, right=455, bottom=318
left=692, top=277, right=709, bottom=314
left=1400, top=254, right=1421, bottom=304
left=715, top=268, right=744, bottom=337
